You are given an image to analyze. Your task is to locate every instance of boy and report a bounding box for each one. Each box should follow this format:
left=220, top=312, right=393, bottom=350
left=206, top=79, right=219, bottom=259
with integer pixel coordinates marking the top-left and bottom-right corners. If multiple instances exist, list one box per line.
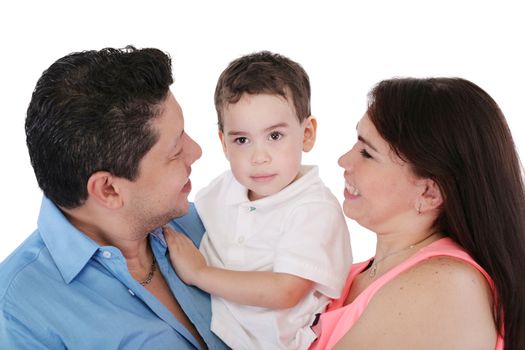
left=166, top=51, right=352, bottom=350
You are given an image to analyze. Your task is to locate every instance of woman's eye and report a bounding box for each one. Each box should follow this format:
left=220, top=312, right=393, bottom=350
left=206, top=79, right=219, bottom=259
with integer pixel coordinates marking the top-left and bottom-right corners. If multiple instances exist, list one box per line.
left=234, top=137, right=248, bottom=145
left=360, top=149, right=373, bottom=159
left=268, top=132, right=282, bottom=141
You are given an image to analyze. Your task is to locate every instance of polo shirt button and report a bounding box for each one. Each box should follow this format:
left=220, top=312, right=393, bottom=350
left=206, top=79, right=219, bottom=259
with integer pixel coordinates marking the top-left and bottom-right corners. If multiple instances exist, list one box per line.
left=237, top=236, right=245, bottom=244
left=128, top=289, right=136, bottom=296
left=102, top=251, right=112, bottom=259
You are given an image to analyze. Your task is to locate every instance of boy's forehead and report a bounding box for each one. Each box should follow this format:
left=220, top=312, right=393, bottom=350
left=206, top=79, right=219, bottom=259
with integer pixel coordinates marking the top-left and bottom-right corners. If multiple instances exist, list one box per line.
left=224, top=92, right=290, bottom=105
left=222, top=93, right=297, bottom=119
left=223, top=93, right=297, bottom=121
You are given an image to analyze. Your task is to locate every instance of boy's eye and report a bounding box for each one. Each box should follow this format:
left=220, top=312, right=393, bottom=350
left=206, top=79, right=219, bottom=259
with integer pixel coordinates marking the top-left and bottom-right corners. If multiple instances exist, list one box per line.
left=234, top=137, right=249, bottom=145
left=360, top=149, right=373, bottom=159
left=268, top=132, right=282, bottom=141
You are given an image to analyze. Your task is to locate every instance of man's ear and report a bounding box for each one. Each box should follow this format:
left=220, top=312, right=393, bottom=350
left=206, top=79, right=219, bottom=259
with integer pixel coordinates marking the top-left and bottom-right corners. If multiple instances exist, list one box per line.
left=302, top=116, right=317, bottom=152
left=86, top=171, right=124, bottom=209
left=416, top=178, right=443, bottom=213
left=218, top=130, right=229, bottom=160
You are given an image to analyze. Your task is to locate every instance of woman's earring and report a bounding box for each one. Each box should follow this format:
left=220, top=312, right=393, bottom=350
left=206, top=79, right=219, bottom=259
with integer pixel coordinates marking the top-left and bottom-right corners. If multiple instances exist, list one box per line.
left=417, top=202, right=422, bottom=214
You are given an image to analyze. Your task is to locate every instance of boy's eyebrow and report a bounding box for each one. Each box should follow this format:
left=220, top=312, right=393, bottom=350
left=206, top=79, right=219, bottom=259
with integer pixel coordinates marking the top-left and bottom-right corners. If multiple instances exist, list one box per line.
left=264, top=122, right=289, bottom=132
left=226, top=122, right=290, bottom=136
left=227, top=130, right=246, bottom=136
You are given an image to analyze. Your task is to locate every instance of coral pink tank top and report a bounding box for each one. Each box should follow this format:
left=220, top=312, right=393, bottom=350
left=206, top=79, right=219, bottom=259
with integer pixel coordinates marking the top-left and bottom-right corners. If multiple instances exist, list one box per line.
left=310, top=237, right=504, bottom=349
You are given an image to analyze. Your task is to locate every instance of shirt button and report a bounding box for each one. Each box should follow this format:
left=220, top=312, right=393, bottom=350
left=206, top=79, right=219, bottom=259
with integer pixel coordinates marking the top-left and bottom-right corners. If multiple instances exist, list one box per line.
left=102, top=251, right=112, bottom=259
left=128, top=289, right=136, bottom=296
left=237, top=236, right=245, bottom=244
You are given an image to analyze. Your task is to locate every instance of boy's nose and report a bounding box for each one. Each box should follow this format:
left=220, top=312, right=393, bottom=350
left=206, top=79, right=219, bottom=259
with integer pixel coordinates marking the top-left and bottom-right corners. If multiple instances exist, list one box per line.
left=251, top=146, right=271, bottom=165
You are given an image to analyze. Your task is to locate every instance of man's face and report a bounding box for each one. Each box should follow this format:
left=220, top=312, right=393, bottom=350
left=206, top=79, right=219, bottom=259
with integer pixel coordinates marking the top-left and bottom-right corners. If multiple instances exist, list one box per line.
left=123, top=91, right=202, bottom=233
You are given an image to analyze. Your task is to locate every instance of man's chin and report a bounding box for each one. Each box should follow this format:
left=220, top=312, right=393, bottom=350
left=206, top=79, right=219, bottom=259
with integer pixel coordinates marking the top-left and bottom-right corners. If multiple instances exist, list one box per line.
left=164, top=202, right=190, bottom=223
left=142, top=210, right=187, bottom=234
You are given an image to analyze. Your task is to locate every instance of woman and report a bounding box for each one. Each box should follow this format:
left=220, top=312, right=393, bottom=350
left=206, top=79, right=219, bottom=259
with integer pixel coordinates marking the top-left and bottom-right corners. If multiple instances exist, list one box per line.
left=312, top=78, right=525, bottom=349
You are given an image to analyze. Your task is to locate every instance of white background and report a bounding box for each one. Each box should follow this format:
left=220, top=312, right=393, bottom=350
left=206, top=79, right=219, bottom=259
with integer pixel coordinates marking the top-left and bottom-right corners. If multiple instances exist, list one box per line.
left=1, top=1, right=523, bottom=262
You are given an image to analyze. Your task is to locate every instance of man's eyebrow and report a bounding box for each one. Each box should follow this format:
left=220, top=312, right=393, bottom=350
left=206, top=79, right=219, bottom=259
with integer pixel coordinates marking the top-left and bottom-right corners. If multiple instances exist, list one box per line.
left=169, top=129, right=184, bottom=155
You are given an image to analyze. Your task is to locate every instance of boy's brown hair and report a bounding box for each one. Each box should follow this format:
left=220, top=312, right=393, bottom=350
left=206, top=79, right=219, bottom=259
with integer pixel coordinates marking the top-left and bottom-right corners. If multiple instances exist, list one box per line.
left=214, top=51, right=311, bottom=131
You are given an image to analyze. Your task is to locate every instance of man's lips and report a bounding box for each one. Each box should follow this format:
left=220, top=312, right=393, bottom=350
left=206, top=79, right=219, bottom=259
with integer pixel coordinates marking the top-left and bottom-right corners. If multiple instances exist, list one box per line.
left=181, top=179, right=192, bottom=193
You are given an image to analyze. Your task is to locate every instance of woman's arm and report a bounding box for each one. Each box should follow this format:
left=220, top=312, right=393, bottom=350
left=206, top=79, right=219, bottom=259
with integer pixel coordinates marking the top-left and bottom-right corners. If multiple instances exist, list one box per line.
left=334, top=257, right=497, bottom=350
left=165, top=228, right=313, bottom=309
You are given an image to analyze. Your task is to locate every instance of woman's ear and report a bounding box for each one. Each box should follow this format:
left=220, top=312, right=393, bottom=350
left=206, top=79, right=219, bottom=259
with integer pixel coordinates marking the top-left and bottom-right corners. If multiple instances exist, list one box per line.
left=416, top=178, right=443, bottom=214
left=303, top=116, right=317, bottom=152
left=86, top=171, right=124, bottom=209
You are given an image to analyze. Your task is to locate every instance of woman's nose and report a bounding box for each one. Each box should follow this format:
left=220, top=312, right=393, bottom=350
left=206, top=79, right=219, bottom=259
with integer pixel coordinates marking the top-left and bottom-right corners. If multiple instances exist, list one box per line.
left=338, top=149, right=353, bottom=170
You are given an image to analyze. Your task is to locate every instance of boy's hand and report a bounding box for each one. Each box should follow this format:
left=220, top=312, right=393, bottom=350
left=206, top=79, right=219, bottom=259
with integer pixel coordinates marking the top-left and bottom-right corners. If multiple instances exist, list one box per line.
left=163, top=226, right=207, bottom=286
left=163, top=228, right=313, bottom=308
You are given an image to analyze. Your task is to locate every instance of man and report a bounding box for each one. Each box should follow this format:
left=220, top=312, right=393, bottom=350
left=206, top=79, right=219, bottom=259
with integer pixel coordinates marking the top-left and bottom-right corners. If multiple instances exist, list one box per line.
left=0, top=46, right=227, bottom=349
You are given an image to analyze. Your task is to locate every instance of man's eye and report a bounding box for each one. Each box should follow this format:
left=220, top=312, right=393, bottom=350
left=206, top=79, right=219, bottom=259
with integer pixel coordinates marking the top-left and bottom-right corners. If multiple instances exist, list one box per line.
left=268, top=132, right=282, bottom=141
left=234, top=137, right=248, bottom=145
left=172, top=150, right=183, bottom=159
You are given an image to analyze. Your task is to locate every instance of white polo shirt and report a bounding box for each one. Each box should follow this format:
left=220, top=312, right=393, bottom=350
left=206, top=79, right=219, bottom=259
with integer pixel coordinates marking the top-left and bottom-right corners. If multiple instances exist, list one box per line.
left=196, top=165, right=352, bottom=350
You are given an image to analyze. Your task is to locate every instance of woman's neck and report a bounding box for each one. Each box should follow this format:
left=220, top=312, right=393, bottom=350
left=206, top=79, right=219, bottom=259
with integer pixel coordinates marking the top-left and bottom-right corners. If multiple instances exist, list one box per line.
left=374, top=229, right=442, bottom=261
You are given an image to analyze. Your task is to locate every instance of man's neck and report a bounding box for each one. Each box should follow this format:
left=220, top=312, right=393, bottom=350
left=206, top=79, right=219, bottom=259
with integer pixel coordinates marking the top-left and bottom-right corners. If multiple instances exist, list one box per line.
left=60, top=204, right=152, bottom=267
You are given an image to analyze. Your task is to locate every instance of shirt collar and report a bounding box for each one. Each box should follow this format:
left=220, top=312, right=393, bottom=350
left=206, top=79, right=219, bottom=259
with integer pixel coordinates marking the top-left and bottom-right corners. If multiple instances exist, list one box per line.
left=149, top=227, right=168, bottom=255
left=225, top=165, right=319, bottom=207
left=224, top=176, right=251, bottom=206
left=38, top=196, right=100, bottom=284
left=38, top=197, right=171, bottom=285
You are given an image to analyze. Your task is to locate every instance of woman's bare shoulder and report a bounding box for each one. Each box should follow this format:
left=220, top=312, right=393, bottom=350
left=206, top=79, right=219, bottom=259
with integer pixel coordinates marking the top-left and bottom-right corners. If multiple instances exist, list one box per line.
left=397, top=255, right=492, bottom=295
left=334, top=256, right=497, bottom=350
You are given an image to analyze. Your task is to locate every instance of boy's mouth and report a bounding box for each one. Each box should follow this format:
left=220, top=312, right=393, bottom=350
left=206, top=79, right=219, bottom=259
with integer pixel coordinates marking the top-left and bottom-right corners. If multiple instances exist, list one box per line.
left=250, top=174, right=277, bottom=182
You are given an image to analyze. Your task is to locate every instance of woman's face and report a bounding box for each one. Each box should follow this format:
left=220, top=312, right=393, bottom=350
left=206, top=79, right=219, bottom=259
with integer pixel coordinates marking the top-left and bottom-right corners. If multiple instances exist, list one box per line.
left=338, top=114, right=423, bottom=234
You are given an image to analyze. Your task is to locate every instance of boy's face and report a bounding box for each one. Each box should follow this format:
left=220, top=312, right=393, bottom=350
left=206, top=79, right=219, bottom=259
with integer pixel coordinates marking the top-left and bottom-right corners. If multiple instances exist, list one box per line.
left=219, top=93, right=316, bottom=201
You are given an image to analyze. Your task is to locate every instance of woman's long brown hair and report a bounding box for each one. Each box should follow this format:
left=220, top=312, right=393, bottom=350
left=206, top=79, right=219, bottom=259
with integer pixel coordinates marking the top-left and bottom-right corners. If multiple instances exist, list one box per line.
left=368, top=77, right=525, bottom=349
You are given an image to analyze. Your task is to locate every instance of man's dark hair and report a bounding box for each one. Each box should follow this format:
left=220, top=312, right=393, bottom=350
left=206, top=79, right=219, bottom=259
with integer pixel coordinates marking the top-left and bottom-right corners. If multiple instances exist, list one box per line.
left=25, top=46, right=173, bottom=208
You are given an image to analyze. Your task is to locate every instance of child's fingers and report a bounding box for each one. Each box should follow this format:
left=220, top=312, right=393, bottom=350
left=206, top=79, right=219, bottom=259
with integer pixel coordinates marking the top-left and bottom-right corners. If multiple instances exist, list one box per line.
left=163, top=226, right=193, bottom=248
left=162, top=225, right=181, bottom=237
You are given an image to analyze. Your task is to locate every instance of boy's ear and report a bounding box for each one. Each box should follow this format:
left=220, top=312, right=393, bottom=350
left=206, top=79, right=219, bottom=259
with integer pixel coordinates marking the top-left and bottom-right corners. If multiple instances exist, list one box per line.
left=302, top=116, right=317, bottom=152
left=218, top=130, right=229, bottom=160
left=86, top=171, right=124, bottom=209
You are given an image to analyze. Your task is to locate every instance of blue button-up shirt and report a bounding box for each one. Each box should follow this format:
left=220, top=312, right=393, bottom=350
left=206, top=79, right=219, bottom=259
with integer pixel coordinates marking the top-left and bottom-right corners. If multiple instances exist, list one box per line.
left=0, top=197, right=228, bottom=349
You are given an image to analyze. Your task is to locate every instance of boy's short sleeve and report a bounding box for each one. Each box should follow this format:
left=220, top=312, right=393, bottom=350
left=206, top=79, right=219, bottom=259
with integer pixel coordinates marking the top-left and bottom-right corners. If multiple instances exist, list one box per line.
left=273, top=201, right=352, bottom=298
